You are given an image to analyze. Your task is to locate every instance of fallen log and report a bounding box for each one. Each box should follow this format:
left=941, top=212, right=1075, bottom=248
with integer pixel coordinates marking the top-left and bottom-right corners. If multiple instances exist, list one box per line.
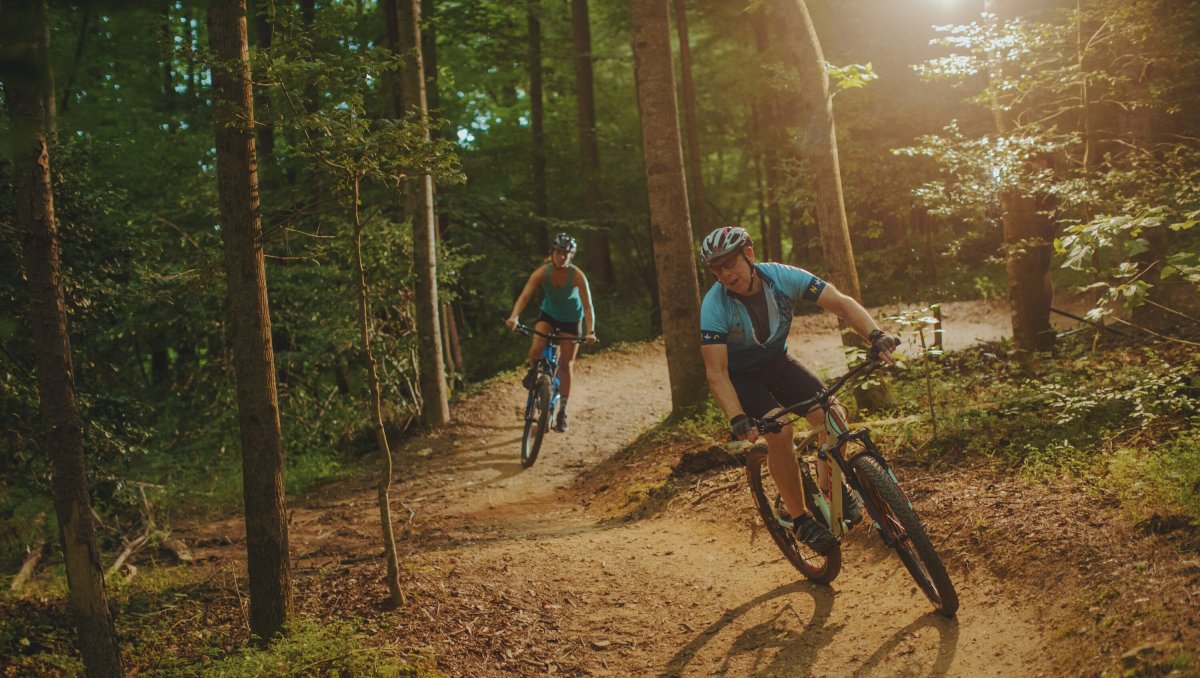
left=10, top=540, right=47, bottom=592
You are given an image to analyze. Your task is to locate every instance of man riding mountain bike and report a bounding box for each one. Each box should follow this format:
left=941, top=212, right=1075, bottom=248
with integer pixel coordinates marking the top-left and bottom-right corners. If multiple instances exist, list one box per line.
left=698, top=226, right=900, bottom=556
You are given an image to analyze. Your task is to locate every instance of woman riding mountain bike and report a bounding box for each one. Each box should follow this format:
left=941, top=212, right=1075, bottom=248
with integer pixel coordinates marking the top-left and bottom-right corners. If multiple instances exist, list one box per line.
left=505, top=233, right=598, bottom=433
left=697, top=225, right=901, bottom=556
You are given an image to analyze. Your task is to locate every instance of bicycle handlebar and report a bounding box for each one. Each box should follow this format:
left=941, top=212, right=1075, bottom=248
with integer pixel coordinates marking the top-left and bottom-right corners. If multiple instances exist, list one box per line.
left=512, top=322, right=589, bottom=345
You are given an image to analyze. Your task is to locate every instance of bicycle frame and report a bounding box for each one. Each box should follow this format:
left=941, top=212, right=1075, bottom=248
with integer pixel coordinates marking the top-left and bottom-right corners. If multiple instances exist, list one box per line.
left=758, top=356, right=900, bottom=538
left=515, top=322, right=585, bottom=420
left=751, top=353, right=959, bottom=614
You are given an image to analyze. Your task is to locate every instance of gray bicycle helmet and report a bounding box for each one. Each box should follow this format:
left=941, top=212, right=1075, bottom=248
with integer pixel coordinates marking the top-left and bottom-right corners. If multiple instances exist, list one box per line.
left=700, top=226, right=752, bottom=263
left=551, top=232, right=578, bottom=253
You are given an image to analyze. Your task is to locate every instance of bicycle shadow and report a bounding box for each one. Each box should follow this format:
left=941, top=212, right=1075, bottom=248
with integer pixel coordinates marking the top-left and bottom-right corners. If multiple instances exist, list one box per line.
left=661, top=580, right=837, bottom=677
left=851, top=611, right=960, bottom=677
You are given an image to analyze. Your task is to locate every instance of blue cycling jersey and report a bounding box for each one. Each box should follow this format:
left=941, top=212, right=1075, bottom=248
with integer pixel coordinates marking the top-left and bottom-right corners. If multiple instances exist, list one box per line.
left=700, top=262, right=826, bottom=372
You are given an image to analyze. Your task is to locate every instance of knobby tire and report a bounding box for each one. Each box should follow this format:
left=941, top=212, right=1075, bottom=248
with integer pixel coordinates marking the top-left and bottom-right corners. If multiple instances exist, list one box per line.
left=852, top=455, right=959, bottom=616
left=746, top=447, right=841, bottom=584
left=520, top=375, right=552, bottom=468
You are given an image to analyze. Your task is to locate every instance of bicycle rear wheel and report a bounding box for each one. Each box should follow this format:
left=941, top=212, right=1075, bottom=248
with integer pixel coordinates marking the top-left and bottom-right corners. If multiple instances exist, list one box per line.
left=520, top=375, right=552, bottom=468
left=746, top=447, right=841, bottom=584
left=851, top=455, right=958, bottom=616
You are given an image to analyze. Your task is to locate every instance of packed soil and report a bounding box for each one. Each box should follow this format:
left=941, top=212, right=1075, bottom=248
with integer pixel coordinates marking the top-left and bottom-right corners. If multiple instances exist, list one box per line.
left=174, top=300, right=1199, bottom=677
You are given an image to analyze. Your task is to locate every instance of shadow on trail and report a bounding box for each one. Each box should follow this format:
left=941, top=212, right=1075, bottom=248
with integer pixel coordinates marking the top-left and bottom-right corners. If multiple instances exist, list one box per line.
left=661, top=580, right=835, bottom=677
left=456, top=434, right=525, bottom=454
left=661, top=580, right=960, bottom=677
left=852, top=611, right=960, bottom=677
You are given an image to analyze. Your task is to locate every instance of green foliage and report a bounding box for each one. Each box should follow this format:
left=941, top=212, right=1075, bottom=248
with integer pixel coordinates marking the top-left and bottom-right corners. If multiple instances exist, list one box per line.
left=903, top=0, right=1200, bottom=325
left=825, top=61, right=878, bottom=92
left=153, top=619, right=423, bottom=678
left=880, top=340, right=1199, bottom=525
left=1, top=581, right=428, bottom=677
left=1105, top=424, right=1200, bottom=524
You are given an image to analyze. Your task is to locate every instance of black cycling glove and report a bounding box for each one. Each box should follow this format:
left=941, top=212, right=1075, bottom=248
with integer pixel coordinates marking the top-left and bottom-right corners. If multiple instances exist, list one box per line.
left=868, top=329, right=901, bottom=356
left=730, top=414, right=755, bottom=440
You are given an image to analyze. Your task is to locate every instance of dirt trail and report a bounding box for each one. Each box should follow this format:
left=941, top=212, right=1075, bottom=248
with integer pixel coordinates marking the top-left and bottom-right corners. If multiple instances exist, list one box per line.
left=327, top=299, right=1066, bottom=676
left=192, top=300, right=1072, bottom=675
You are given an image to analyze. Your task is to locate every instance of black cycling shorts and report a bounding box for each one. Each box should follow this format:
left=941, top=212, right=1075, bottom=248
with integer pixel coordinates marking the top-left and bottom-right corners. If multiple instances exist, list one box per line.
left=730, top=352, right=824, bottom=420
left=537, top=310, right=583, bottom=337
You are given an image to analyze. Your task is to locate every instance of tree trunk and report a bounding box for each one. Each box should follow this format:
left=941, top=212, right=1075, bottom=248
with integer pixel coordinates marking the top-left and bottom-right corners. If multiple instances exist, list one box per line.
left=630, top=0, right=706, bottom=416
left=671, top=0, right=708, bottom=236
left=207, top=0, right=294, bottom=642
left=3, top=2, right=124, bottom=674
left=387, top=0, right=450, bottom=427
left=57, top=8, right=90, bottom=115
left=446, top=301, right=465, bottom=379
left=770, top=0, right=890, bottom=409
left=422, top=0, right=442, bottom=131
left=252, top=0, right=275, bottom=164
left=349, top=177, right=405, bottom=609
left=571, top=0, right=615, bottom=284
left=528, top=1, right=550, bottom=252
left=1002, top=191, right=1055, bottom=350
left=749, top=7, right=785, bottom=262
left=983, top=0, right=1054, bottom=351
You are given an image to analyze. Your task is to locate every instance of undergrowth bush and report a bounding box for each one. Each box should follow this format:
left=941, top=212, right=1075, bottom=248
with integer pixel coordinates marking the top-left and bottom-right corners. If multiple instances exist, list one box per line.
left=882, top=337, right=1199, bottom=524
left=152, top=619, right=423, bottom=677
left=1105, top=424, right=1200, bottom=524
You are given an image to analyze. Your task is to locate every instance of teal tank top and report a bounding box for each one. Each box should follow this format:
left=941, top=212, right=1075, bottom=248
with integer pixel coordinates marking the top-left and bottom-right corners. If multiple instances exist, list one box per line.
left=539, top=263, right=583, bottom=322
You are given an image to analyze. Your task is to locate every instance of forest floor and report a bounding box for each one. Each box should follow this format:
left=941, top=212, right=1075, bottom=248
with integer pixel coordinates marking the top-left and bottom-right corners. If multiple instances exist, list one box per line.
left=146, top=300, right=1197, bottom=675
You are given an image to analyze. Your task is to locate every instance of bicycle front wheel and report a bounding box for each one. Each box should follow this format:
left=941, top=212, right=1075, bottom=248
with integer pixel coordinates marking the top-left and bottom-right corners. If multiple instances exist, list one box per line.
left=851, top=455, right=958, bottom=616
left=746, top=447, right=841, bottom=584
left=520, top=375, right=552, bottom=468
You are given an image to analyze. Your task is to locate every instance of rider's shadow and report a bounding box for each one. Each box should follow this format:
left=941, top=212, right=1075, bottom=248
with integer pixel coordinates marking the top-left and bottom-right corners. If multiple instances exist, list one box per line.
left=851, top=611, right=960, bottom=677
left=662, top=580, right=837, bottom=677
left=662, top=582, right=960, bottom=677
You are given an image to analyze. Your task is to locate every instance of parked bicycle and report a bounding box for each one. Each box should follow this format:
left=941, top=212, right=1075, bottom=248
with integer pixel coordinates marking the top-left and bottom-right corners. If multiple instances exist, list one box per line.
left=744, top=352, right=959, bottom=616
left=513, top=322, right=586, bottom=468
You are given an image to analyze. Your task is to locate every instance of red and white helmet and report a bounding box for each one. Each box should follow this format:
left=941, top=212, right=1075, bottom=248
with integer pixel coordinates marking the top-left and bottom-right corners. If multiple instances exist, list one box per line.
left=700, top=226, right=752, bottom=264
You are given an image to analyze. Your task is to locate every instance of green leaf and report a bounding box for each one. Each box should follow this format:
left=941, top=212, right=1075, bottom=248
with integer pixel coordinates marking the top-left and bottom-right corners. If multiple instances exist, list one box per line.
left=1124, top=238, right=1150, bottom=257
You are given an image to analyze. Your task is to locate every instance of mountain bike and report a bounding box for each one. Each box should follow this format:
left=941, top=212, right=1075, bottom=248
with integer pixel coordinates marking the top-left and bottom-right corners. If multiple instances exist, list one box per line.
left=744, top=352, right=959, bottom=616
left=513, top=323, right=585, bottom=468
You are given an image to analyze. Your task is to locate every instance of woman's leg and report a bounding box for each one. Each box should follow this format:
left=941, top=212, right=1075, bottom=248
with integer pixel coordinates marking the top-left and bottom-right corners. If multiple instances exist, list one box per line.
left=529, top=321, right=552, bottom=367
left=557, top=339, right=578, bottom=398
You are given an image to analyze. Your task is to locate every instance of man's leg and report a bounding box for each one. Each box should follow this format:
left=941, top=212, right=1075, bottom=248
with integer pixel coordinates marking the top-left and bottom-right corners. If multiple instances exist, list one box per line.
left=764, top=412, right=806, bottom=519
left=806, top=398, right=846, bottom=494
left=806, top=398, right=863, bottom=523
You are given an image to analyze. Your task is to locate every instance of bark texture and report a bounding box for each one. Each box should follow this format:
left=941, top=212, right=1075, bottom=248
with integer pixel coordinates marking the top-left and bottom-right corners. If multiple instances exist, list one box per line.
left=672, top=0, right=708, bottom=236
left=770, top=0, right=890, bottom=409
left=528, top=1, right=550, bottom=252
left=207, top=0, right=294, bottom=641
left=387, top=0, right=450, bottom=426
left=749, top=7, right=785, bottom=262
left=984, top=0, right=1055, bottom=351
left=572, top=0, right=616, bottom=283
left=4, top=1, right=123, bottom=674
left=630, top=0, right=707, bottom=415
